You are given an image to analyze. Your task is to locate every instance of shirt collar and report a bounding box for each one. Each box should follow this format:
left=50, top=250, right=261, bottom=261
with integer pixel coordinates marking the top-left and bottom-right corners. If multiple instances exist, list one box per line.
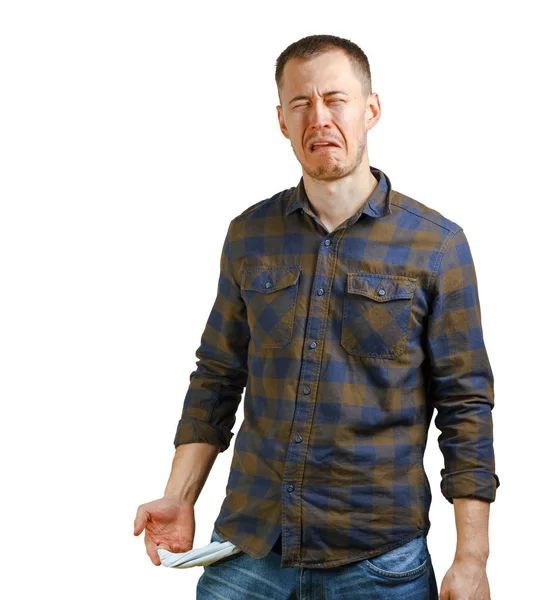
left=285, top=165, right=392, bottom=220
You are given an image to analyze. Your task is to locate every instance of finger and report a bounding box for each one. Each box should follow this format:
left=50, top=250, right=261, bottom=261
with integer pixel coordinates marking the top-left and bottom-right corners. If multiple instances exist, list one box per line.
left=133, top=505, right=148, bottom=536
left=156, top=541, right=181, bottom=553
left=145, top=538, right=162, bottom=566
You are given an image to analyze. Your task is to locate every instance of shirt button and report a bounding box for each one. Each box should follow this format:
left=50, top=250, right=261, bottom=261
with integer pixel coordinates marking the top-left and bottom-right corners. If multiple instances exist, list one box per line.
left=317, top=288, right=324, bottom=296
left=324, top=239, right=331, bottom=246
left=377, top=287, right=385, bottom=296
left=265, top=281, right=273, bottom=289
left=287, top=485, right=295, bottom=492
left=303, top=387, right=311, bottom=395
left=309, top=341, right=317, bottom=349
left=295, top=435, right=303, bottom=443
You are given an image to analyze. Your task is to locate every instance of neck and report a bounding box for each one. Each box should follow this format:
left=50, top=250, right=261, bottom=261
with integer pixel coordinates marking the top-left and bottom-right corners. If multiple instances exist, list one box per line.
left=302, top=162, right=379, bottom=232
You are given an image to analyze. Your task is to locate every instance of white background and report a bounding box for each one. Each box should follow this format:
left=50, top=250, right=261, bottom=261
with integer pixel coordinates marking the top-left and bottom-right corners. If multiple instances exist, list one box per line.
left=1, top=1, right=534, bottom=598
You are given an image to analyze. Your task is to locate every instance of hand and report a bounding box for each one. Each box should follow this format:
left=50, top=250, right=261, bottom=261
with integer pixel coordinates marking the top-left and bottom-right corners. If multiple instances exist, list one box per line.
left=439, top=556, right=490, bottom=600
left=133, top=497, right=195, bottom=566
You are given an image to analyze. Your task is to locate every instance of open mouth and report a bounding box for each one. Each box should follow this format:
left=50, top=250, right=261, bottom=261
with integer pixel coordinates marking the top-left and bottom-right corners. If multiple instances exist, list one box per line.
left=309, top=142, right=340, bottom=152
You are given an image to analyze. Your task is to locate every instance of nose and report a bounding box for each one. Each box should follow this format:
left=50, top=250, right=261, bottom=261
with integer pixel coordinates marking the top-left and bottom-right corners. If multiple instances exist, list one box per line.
left=308, top=99, right=334, bottom=132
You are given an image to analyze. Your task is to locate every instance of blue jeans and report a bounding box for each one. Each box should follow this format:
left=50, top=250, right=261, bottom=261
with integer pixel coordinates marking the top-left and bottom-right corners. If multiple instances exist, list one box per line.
left=196, top=529, right=439, bottom=599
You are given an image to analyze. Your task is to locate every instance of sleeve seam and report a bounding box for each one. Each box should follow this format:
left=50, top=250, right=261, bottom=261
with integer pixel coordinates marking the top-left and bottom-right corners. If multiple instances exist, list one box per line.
left=226, top=219, right=241, bottom=289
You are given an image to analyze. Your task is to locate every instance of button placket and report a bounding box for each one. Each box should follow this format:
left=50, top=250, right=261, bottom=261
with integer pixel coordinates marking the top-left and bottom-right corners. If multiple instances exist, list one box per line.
left=280, top=234, right=339, bottom=566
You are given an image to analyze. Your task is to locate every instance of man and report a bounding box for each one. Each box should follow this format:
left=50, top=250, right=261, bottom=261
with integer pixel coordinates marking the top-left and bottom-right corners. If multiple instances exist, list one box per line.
left=134, top=34, right=499, bottom=599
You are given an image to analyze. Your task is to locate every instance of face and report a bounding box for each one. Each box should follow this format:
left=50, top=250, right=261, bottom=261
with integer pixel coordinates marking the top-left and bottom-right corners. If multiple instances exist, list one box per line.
left=277, top=49, right=380, bottom=182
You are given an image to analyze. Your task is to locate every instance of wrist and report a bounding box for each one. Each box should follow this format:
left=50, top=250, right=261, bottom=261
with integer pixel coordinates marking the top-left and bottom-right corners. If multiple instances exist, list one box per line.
left=455, top=546, right=489, bottom=566
left=163, top=489, right=197, bottom=505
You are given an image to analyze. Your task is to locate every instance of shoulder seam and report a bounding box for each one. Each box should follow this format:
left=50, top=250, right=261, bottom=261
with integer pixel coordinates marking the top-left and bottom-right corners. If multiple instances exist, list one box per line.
left=231, top=191, right=286, bottom=223
left=390, top=201, right=460, bottom=235
left=426, top=227, right=464, bottom=294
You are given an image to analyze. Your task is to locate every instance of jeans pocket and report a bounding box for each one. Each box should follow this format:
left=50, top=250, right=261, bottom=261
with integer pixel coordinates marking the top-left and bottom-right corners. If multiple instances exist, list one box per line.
left=362, top=535, right=430, bottom=580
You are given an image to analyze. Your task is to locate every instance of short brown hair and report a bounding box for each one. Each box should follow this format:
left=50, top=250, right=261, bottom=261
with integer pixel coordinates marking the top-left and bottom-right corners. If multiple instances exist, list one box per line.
left=275, top=34, right=372, bottom=102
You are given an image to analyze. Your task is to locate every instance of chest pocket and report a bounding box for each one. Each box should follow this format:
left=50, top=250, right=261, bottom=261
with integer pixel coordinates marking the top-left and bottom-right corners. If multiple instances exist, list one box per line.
left=341, top=272, right=417, bottom=359
left=240, top=265, right=301, bottom=349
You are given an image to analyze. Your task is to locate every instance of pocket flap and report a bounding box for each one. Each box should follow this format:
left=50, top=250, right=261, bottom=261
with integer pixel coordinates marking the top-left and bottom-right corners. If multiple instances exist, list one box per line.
left=241, top=265, right=301, bottom=293
left=347, top=272, right=416, bottom=302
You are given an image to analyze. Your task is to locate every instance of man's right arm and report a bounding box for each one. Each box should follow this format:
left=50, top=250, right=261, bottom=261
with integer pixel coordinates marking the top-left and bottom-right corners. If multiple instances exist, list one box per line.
left=134, top=222, right=249, bottom=562
left=164, top=442, right=220, bottom=504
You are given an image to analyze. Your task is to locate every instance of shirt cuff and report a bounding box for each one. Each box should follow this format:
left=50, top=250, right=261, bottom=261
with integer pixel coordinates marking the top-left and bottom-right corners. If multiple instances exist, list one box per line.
left=174, top=417, right=233, bottom=452
left=440, top=469, right=500, bottom=504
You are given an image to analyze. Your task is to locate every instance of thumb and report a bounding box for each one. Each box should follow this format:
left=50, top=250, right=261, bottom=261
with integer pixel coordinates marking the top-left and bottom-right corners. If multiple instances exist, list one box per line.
left=133, top=505, right=148, bottom=536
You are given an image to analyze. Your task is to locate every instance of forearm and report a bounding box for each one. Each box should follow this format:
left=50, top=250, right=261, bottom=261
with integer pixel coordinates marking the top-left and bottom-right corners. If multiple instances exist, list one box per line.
left=164, top=442, right=220, bottom=505
left=453, top=497, right=490, bottom=564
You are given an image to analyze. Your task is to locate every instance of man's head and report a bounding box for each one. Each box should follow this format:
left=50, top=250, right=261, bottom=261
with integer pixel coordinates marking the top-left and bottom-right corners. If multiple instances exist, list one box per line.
left=275, top=35, right=380, bottom=182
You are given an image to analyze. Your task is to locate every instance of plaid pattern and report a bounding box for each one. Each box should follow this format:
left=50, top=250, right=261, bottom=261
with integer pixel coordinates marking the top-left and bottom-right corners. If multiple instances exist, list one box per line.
left=173, top=166, right=500, bottom=569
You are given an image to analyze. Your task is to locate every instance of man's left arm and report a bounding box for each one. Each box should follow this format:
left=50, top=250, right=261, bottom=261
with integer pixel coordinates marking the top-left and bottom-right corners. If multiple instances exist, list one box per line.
left=454, top=498, right=489, bottom=563
left=425, top=228, right=500, bottom=599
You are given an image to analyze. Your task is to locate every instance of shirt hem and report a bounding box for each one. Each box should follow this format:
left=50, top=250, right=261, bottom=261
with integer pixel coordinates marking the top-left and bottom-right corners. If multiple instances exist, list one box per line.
left=215, top=526, right=429, bottom=569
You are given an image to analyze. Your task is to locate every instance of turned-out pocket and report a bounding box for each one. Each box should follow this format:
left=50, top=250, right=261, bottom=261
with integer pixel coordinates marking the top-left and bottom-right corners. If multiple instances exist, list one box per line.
left=240, top=265, right=301, bottom=349
left=341, top=272, right=417, bottom=359
left=205, top=529, right=245, bottom=568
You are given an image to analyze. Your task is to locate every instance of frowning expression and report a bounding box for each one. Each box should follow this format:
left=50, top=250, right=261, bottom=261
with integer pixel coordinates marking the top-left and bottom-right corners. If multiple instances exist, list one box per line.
left=277, top=49, right=379, bottom=181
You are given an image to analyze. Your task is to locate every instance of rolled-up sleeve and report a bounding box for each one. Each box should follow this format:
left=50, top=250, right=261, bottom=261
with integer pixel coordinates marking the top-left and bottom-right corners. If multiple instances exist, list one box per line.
left=426, top=228, right=500, bottom=503
left=173, top=220, right=250, bottom=452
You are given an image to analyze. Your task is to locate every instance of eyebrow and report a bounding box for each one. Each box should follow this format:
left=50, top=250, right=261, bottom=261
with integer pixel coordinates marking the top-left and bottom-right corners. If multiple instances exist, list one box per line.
left=288, top=90, right=349, bottom=105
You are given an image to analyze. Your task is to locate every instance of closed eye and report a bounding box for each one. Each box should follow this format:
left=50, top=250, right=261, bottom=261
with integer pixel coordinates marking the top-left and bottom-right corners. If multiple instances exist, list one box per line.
left=292, top=99, right=345, bottom=109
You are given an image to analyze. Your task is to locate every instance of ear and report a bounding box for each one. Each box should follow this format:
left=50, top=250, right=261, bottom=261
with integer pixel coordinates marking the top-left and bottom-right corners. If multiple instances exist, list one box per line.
left=365, top=92, right=381, bottom=131
left=276, top=105, right=290, bottom=140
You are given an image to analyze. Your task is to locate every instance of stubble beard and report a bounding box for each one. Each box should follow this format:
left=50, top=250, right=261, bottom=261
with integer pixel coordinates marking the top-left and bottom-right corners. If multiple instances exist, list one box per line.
left=293, top=131, right=368, bottom=183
